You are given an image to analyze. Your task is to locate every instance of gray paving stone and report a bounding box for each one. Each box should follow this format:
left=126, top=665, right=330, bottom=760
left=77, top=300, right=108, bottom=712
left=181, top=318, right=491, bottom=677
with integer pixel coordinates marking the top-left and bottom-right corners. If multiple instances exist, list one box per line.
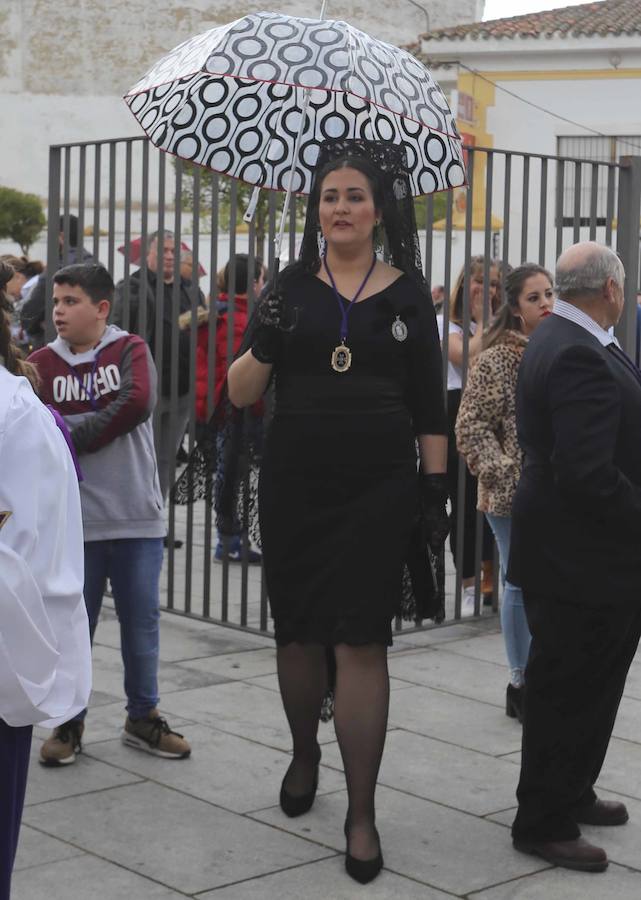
left=432, top=631, right=506, bottom=665
left=250, top=785, right=546, bottom=895
left=612, top=696, right=641, bottom=743
left=177, top=647, right=278, bottom=681
left=468, top=863, right=641, bottom=899
left=11, top=854, right=190, bottom=899
left=388, top=646, right=508, bottom=707
left=13, top=825, right=85, bottom=871
left=321, top=729, right=519, bottom=816
left=86, top=724, right=345, bottom=813
left=199, top=856, right=452, bottom=898
left=89, top=642, right=233, bottom=698
left=246, top=672, right=415, bottom=693
left=389, top=622, right=496, bottom=649
left=592, top=738, right=641, bottom=802
left=159, top=681, right=337, bottom=750
left=23, top=740, right=143, bottom=807
left=22, top=781, right=334, bottom=894
left=388, top=685, right=523, bottom=756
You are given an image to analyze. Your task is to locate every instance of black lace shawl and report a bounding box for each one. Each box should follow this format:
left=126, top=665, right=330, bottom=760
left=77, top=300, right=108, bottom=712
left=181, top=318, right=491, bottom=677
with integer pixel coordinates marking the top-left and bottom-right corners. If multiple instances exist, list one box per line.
left=172, top=138, right=445, bottom=624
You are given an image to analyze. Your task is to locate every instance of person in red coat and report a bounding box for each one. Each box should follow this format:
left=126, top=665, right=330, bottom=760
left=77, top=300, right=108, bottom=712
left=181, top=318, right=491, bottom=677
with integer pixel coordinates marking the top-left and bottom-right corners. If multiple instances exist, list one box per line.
left=182, top=254, right=265, bottom=561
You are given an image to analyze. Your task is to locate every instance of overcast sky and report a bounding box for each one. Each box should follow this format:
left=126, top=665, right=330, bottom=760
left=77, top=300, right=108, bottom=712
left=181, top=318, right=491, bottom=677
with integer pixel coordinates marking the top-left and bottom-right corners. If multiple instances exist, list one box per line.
left=483, top=0, right=591, bottom=20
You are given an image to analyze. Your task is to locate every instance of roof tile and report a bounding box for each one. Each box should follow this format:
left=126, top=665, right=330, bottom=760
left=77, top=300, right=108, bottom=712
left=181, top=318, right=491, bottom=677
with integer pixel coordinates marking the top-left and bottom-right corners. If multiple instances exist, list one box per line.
left=421, top=0, right=641, bottom=42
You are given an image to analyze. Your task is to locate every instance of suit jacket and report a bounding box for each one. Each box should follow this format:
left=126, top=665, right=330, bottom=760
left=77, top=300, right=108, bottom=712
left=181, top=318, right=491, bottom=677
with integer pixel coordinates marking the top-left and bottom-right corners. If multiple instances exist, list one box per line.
left=509, top=313, right=641, bottom=605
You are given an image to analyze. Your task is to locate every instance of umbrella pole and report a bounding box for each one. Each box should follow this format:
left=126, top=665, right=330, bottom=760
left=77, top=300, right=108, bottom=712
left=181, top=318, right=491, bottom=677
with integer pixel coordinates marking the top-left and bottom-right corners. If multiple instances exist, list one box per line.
left=271, top=0, right=327, bottom=281
left=273, top=86, right=313, bottom=276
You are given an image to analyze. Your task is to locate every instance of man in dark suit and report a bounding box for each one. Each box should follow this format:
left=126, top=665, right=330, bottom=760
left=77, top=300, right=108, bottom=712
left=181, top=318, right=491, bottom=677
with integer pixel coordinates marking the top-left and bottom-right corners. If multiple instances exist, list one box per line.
left=510, top=241, right=641, bottom=872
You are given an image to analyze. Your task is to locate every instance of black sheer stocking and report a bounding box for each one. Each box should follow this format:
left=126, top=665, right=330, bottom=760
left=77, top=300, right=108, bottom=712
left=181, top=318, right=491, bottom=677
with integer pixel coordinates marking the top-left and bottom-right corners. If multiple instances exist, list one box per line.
left=277, top=642, right=327, bottom=796
left=334, top=643, right=390, bottom=860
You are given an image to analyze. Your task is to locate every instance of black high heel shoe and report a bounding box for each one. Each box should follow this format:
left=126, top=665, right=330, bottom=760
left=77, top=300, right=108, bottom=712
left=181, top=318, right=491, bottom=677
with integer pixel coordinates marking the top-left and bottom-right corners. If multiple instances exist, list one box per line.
left=279, top=748, right=321, bottom=817
left=506, top=683, right=524, bottom=723
left=344, top=817, right=384, bottom=884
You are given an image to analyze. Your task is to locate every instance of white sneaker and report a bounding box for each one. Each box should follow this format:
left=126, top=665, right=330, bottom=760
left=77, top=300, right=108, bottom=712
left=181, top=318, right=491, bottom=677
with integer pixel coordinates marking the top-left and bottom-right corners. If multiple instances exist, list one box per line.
left=461, top=586, right=477, bottom=618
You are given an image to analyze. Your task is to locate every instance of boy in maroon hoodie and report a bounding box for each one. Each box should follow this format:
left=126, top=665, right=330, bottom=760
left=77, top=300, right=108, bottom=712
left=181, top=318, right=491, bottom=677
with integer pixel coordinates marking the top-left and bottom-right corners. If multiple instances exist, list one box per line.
left=30, top=264, right=191, bottom=765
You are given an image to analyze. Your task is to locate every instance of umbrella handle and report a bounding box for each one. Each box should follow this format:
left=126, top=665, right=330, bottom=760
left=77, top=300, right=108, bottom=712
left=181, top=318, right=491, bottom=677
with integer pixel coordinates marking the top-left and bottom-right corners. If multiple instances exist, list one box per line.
left=243, top=186, right=261, bottom=224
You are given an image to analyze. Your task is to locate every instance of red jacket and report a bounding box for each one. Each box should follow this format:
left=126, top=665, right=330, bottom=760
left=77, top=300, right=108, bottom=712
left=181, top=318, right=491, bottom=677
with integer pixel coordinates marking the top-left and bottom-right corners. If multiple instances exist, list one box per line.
left=195, top=294, right=261, bottom=423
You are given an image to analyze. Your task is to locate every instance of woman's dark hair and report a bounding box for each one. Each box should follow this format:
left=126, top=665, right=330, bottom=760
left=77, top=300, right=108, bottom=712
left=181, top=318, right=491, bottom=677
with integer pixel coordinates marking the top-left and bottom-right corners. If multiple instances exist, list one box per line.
left=277, top=141, right=425, bottom=294
left=483, top=263, right=552, bottom=350
left=0, top=261, right=40, bottom=389
left=23, top=260, right=45, bottom=279
left=449, top=256, right=502, bottom=326
left=222, top=254, right=263, bottom=295
left=59, top=214, right=79, bottom=248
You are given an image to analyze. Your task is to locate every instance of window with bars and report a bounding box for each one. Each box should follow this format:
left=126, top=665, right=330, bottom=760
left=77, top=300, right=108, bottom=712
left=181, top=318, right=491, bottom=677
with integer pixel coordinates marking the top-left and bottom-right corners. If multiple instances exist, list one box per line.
left=557, top=135, right=641, bottom=226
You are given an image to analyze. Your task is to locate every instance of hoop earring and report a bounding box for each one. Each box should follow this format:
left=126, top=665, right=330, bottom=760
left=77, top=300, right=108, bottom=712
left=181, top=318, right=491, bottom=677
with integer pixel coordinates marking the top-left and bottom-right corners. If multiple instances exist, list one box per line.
left=317, top=231, right=327, bottom=257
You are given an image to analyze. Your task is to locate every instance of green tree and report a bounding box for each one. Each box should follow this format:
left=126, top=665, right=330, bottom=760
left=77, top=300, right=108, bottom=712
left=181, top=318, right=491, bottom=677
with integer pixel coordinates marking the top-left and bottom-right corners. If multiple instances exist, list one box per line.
left=178, top=163, right=309, bottom=263
left=414, top=191, right=449, bottom=226
left=0, top=187, right=46, bottom=254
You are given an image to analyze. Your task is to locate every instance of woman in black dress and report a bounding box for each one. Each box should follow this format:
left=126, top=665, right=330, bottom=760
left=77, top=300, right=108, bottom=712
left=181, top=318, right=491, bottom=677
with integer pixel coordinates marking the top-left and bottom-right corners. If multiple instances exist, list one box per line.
left=228, top=140, right=448, bottom=884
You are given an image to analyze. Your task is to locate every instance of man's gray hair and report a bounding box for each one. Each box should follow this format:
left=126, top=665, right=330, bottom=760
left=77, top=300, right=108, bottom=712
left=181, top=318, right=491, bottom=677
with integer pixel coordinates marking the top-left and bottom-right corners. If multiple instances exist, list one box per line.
left=145, top=229, right=174, bottom=253
left=555, top=244, right=625, bottom=301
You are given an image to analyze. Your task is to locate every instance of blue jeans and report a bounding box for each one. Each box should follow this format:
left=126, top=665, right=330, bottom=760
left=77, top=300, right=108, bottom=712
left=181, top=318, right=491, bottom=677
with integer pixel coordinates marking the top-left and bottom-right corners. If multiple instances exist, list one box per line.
left=74, top=538, right=163, bottom=721
left=485, top=513, right=531, bottom=684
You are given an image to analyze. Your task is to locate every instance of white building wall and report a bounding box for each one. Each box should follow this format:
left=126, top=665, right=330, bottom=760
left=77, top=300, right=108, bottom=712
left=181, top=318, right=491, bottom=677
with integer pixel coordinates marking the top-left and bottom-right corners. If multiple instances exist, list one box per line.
left=1, top=0, right=483, bottom=198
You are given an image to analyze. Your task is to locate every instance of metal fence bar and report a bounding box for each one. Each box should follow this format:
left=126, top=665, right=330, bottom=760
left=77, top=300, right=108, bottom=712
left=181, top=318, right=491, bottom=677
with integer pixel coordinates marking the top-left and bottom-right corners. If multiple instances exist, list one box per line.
left=556, top=159, right=565, bottom=260
left=45, top=147, right=62, bottom=343
left=616, top=156, right=641, bottom=356
left=605, top=164, right=616, bottom=247
left=107, top=144, right=116, bottom=276
left=46, top=135, right=636, bottom=637
left=588, top=163, right=599, bottom=242
left=538, top=158, right=548, bottom=265
left=77, top=146, right=86, bottom=267
left=121, top=141, right=133, bottom=331
left=183, top=166, right=201, bottom=617
left=572, top=162, right=582, bottom=244
left=92, top=144, right=101, bottom=261
left=521, top=155, right=530, bottom=261
left=455, top=147, right=475, bottom=620
left=502, top=153, right=512, bottom=282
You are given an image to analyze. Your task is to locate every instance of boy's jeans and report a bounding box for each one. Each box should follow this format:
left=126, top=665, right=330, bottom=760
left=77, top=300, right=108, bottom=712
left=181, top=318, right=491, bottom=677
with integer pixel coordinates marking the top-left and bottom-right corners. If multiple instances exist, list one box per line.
left=72, top=538, right=164, bottom=722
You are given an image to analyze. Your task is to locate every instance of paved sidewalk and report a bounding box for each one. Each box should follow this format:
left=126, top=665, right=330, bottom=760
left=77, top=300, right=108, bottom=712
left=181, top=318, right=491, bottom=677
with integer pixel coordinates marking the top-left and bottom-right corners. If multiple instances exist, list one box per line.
left=13, top=609, right=641, bottom=899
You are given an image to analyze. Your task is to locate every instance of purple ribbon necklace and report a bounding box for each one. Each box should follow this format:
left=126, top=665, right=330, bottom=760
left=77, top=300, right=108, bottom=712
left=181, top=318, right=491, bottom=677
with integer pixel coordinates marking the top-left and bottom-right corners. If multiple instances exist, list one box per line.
left=323, top=252, right=377, bottom=373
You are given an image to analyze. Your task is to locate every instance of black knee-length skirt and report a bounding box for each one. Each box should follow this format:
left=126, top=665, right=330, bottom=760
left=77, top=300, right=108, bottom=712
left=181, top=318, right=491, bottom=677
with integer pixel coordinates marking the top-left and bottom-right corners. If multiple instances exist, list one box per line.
left=258, top=411, right=418, bottom=646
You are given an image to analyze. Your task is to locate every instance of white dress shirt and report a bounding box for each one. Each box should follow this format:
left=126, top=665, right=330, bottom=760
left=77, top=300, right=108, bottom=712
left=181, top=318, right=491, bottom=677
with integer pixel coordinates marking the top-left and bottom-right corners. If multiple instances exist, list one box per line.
left=553, top=298, right=618, bottom=348
left=0, top=366, right=91, bottom=727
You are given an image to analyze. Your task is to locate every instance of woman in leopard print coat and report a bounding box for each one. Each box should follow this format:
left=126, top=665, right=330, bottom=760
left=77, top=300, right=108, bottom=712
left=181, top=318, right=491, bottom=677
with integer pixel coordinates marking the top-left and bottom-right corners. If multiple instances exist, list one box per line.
left=456, top=264, right=554, bottom=721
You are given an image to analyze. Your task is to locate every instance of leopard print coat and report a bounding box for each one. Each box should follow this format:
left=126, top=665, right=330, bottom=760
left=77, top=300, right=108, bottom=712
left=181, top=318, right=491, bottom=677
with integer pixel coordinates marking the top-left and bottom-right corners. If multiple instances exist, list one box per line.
left=455, top=329, right=527, bottom=517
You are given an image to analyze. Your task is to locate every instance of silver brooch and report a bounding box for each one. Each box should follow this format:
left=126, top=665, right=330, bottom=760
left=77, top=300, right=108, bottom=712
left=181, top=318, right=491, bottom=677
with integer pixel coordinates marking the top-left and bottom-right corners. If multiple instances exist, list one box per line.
left=391, top=315, right=408, bottom=342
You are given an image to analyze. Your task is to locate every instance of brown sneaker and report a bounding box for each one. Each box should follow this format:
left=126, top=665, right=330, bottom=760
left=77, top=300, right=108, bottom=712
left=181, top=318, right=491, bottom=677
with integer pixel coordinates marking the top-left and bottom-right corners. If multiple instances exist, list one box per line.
left=39, top=721, right=84, bottom=767
left=122, top=710, right=191, bottom=759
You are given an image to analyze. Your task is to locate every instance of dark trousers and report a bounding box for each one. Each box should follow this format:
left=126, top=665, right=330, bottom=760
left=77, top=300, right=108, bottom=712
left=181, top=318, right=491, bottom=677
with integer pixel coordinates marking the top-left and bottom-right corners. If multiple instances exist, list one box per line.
left=446, top=390, right=493, bottom=579
left=0, top=720, right=32, bottom=900
left=512, top=591, right=641, bottom=842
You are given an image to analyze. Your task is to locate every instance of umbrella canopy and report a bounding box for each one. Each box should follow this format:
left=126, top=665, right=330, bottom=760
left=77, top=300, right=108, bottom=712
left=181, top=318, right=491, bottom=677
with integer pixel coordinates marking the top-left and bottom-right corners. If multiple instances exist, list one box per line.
left=124, top=11, right=466, bottom=199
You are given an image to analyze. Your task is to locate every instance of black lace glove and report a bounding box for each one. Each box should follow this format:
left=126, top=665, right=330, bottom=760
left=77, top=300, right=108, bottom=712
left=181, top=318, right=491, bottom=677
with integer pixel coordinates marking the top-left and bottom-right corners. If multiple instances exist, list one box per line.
left=419, top=473, right=450, bottom=552
left=250, top=290, right=286, bottom=365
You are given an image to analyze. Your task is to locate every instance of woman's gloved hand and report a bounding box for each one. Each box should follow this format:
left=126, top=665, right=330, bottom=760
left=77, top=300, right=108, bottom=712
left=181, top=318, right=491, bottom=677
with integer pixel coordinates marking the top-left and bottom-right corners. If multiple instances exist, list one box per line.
left=419, top=473, right=450, bottom=552
left=250, top=290, right=286, bottom=365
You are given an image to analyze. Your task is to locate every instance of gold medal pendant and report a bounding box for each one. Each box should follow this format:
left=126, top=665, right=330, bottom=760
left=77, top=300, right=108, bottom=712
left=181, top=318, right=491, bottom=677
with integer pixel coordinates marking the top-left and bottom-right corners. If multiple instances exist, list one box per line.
left=331, top=343, right=352, bottom=373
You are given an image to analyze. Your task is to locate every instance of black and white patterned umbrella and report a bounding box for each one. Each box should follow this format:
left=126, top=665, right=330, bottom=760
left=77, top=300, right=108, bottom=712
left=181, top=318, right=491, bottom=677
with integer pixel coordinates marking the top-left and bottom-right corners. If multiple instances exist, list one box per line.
left=125, top=11, right=466, bottom=200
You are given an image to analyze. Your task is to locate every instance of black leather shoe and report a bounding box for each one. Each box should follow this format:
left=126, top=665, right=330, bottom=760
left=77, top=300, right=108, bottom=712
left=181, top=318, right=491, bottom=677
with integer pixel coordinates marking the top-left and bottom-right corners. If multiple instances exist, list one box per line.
left=344, top=818, right=384, bottom=884
left=505, top=684, right=524, bottom=723
left=279, top=750, right=320, bottom=818
left=513, top=836, right=608, bottom=872
left=574, top=799, right=629, bottom=826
